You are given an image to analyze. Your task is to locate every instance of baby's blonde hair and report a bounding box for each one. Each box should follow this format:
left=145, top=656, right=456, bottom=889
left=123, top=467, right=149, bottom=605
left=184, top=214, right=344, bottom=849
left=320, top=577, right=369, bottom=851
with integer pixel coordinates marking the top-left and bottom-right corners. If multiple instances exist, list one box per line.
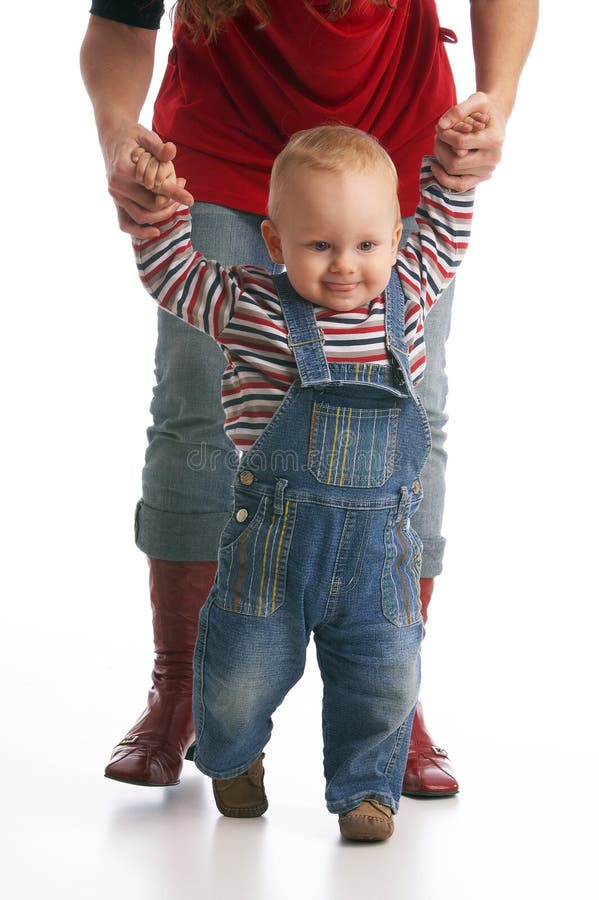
left=267, top=125, right=400, bottom=224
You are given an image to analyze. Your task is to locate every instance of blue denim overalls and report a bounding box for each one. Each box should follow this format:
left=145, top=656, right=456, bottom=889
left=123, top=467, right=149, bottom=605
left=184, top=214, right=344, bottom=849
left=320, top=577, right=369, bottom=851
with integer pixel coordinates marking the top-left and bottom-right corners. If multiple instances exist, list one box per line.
left=193, top=267, right=431, bottom=815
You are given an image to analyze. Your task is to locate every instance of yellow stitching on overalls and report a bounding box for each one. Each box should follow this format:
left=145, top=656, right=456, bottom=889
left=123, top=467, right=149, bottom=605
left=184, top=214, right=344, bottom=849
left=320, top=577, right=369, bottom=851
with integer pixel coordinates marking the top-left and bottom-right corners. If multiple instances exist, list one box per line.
left=408, top=551, right=420, bottom=599
left=407, top=533, right=421, bottom=603
left=396, top=527, right=412, bottom=625
left=368, top=363, right=373, bottom=382
left=326, top=406, right=341, bottom=484
left=339, top=407, right=353, bottom=485
left=271, top=500, right=290, bottom=613
left=366, top=410, right=376, bottom=486
left=257, top=511, right=276, bottom=616
left=233, top=528, right=249, bottom=613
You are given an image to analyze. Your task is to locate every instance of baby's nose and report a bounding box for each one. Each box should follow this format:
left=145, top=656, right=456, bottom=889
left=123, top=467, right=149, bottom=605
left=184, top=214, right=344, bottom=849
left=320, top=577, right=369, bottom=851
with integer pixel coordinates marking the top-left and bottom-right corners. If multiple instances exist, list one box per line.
left=331, top=250, right=356, bottom=272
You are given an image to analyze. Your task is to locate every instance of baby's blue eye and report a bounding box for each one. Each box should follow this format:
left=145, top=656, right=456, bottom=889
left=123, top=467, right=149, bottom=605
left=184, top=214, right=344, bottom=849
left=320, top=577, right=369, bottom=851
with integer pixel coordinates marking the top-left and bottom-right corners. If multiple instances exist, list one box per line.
left=359, top=241, right=375, bottom=251
left=313, top=241, right=330, bottom=251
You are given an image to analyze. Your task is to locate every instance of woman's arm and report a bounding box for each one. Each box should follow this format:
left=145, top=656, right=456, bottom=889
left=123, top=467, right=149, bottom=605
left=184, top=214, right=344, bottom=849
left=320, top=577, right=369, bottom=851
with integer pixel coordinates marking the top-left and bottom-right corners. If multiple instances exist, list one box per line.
left=433, top=0, right=539, bottom=191
left=80, top=15, right=193, bottom=237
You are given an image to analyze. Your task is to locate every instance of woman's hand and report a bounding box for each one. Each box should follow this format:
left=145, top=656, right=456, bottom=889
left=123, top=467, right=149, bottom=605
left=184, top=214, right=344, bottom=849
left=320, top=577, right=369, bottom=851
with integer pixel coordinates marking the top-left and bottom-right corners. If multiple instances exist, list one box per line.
left=432, top=92, right=506, bottom=192
left=102, top=122, right=194, bottom=238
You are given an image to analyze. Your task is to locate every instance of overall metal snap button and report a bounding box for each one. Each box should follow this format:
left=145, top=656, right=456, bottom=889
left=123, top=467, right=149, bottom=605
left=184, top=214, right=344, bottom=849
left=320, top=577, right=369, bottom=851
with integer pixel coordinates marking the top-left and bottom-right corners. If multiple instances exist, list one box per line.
left=239, top=470, right=255, bottom=485
left=235, top=508, right=249, bottom=523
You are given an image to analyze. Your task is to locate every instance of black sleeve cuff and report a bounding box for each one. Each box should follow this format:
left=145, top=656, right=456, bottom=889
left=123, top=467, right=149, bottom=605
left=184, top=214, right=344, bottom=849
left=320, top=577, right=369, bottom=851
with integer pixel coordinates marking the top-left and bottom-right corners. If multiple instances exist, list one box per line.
left=89, top=0, right=164, bottom=30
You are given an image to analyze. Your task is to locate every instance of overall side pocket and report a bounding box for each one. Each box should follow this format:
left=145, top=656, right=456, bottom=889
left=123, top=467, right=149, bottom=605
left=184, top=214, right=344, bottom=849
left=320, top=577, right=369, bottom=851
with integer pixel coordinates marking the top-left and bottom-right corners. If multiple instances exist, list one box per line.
left=381, top=488, right=423, bottom=627
left=216, top=493, right=296, bottom=617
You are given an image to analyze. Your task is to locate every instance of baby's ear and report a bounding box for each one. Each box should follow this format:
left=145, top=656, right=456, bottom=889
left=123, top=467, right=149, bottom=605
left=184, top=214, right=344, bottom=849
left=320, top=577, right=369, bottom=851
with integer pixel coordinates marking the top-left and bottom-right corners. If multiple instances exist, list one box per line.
left=392, top=222, right=403, bottom=254
left=261, top=219, right=284, bottom=263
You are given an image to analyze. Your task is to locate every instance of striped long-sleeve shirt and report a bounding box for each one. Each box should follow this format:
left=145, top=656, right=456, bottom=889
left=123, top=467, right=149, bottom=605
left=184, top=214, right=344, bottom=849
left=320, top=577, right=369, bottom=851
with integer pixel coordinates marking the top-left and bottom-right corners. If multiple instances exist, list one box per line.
left=134, top=161, right=474, bottom=450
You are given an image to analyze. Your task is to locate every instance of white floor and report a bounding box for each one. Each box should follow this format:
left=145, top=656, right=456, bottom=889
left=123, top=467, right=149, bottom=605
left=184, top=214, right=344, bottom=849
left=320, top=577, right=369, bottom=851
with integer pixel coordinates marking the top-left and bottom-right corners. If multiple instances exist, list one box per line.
left=4, top=534, right=597, bottom=899
left=3, top=6, right=598, bottom=899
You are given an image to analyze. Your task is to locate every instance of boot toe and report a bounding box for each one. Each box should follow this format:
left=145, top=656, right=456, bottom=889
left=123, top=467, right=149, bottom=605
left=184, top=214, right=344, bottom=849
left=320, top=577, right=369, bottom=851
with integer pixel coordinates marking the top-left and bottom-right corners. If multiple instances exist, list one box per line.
left=402, top=748, right=459, bottom=797
left=105, top=742, right=183, bottom=786
left=403, top=701, right=459, bottom=798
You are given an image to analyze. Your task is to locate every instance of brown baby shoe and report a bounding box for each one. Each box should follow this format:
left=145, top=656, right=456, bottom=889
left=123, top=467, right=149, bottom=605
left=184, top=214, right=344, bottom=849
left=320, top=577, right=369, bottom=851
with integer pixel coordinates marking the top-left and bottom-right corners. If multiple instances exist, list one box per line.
left=338, top=799, right=394, bottom=842
left=212, top=753, right=268, bottom=817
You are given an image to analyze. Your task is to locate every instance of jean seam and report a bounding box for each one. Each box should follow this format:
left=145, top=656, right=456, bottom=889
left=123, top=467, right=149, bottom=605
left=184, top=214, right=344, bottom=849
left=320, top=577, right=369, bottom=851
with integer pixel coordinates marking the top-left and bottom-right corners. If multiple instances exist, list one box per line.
left=327, top=509, right=368, bottom=604
left=317, top=643, right=330, bottom=779
left=193, top=599, right=212, bottom=752
left=384, top=719, right=407, bottom=779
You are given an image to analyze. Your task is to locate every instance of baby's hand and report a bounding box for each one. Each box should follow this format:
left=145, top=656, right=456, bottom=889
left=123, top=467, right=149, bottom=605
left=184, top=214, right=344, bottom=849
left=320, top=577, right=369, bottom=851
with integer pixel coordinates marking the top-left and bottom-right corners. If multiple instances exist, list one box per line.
left=450, top=111, right=489, bottom=135
left=131, top=147, right=177, bottom=197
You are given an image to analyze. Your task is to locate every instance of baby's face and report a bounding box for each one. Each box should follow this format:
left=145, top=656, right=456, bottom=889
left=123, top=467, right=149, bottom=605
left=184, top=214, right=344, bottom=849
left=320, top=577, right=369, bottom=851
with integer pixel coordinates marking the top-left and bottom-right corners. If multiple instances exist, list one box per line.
left=262, top=165, right=401, bottom=312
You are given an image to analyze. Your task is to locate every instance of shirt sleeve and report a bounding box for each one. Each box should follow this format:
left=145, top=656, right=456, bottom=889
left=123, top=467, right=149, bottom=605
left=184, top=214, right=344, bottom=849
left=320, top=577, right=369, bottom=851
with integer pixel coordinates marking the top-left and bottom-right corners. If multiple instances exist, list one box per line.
left=133, top=208, right=253, bottom=341
left=397, top=157, right=475, bottom=382
left=89, top=1, right=164, bottom=29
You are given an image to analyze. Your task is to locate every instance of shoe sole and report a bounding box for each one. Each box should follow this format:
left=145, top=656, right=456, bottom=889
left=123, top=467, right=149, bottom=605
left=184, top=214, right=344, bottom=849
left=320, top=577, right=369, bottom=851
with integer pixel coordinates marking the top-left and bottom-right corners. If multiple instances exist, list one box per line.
left=339, top=829, right=393, bottom=842
left=339, top=820, right=394, bottom=842
left=401, top=788, right=459, bottom=799
left=104, top=772, right=180, bottom=787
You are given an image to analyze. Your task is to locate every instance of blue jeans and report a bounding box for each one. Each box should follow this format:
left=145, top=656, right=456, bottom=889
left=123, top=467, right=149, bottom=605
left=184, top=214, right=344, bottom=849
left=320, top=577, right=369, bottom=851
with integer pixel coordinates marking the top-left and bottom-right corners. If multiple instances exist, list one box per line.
left=195, top=580, right=422, bottom=813
left=135, top=203, right=453, bottom=576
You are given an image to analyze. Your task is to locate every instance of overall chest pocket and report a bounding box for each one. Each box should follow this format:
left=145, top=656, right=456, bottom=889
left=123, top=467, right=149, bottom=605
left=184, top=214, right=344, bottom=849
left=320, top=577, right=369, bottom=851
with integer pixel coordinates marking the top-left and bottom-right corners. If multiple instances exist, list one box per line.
left=216, top=493, right=296, bottom=617
left=307, top=401, right=401, bottom=488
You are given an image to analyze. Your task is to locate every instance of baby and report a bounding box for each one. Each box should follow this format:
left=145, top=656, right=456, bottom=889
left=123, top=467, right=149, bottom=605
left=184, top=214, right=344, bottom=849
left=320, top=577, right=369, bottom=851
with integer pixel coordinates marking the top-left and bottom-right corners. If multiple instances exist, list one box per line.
left=131, top=123, right=477, bottom=841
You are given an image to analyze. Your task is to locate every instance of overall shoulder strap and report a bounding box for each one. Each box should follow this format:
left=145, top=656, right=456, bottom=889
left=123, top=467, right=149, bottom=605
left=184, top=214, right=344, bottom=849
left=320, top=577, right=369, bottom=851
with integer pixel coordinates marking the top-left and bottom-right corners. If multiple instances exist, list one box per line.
left=384, top=265, right=416, bottom=394
left=384, top=264, right=407, bottom=353
left=273, top=273, right=332, bottom=387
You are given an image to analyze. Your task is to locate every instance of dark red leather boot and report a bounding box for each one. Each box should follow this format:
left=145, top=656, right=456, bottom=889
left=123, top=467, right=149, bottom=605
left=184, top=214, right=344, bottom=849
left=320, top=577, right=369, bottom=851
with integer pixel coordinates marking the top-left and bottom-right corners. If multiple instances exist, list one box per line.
left=401, top=577, right=459, bottom=798
left=104, top=558, right=217, bottom=786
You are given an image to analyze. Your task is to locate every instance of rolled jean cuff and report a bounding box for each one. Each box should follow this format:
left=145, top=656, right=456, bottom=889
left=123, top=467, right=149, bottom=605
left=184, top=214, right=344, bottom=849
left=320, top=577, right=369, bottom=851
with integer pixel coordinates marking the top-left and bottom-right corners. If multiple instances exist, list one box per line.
left=134, top=500, right=227, bottom=561
left=420, top=537, right=446, bottom=579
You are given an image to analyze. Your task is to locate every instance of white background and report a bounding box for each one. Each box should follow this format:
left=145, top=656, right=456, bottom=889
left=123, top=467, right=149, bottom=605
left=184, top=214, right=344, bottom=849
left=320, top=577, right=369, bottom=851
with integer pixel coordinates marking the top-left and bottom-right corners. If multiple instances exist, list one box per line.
left=1, top=3, right=598, bottom=898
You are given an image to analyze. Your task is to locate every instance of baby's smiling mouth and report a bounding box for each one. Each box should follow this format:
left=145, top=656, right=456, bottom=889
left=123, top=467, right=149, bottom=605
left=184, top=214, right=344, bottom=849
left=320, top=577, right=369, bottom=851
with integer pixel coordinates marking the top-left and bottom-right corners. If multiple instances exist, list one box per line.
left=323, top=281, right=360, bottom=292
